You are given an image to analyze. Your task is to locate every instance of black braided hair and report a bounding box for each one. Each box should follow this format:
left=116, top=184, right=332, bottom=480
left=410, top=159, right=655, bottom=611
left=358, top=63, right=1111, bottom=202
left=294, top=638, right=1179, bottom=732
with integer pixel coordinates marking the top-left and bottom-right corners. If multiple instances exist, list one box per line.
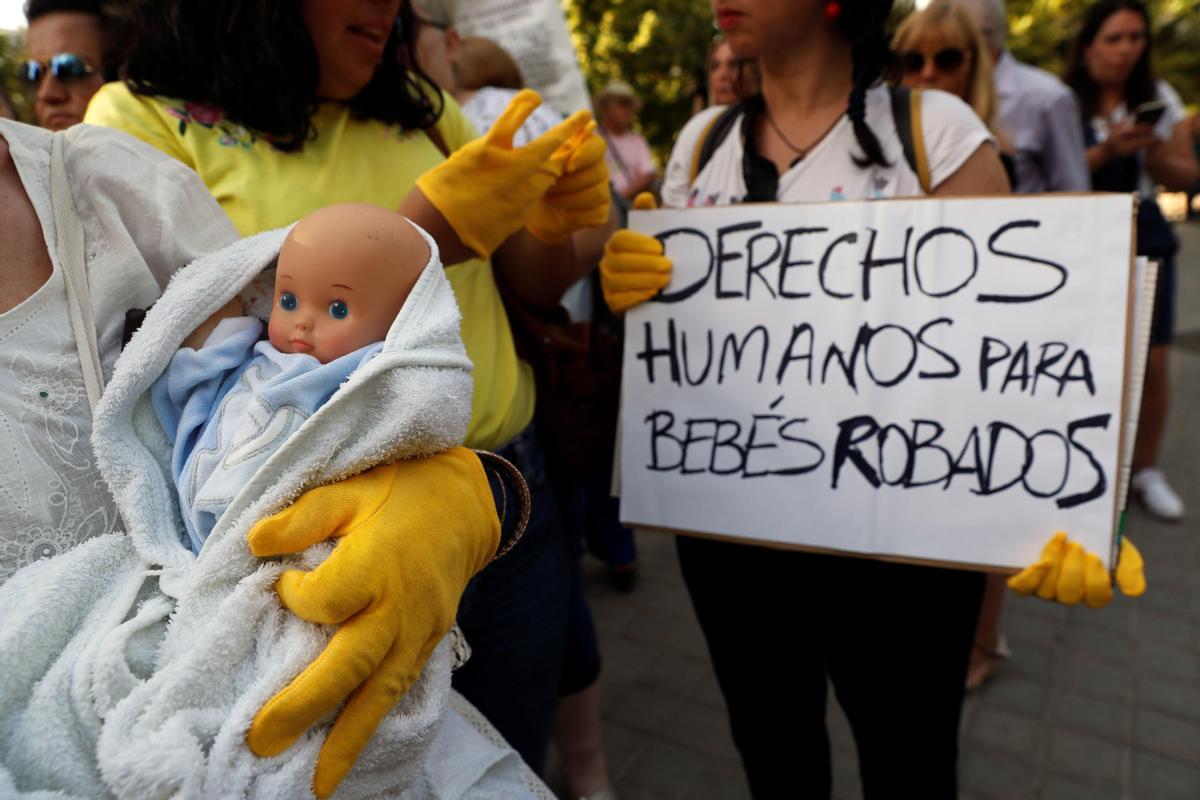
left=837, top=0, right=897, bottom=169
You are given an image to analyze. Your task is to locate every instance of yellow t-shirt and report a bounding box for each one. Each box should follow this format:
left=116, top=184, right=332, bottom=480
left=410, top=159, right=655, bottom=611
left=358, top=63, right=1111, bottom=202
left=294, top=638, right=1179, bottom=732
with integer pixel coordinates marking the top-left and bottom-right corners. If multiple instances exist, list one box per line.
left=85, top=82, right=533, bottom=451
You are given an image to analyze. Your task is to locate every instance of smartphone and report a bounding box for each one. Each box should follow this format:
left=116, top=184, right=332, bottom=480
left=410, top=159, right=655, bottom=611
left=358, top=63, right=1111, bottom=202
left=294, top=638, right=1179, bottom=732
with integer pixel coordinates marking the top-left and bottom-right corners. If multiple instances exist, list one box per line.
left=1133, top=100, right=1167, bottom=126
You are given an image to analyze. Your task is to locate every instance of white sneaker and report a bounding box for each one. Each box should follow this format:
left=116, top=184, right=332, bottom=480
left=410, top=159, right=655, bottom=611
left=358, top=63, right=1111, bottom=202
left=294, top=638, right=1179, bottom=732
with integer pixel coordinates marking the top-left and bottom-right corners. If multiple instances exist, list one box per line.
left=1133, top=467, right=1185, bottom=521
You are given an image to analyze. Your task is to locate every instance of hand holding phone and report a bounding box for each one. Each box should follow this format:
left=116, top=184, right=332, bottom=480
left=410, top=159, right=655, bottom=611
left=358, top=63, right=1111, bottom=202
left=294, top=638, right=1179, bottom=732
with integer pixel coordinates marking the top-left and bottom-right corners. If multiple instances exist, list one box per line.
left=1133, top=100, right=1167, bottom=127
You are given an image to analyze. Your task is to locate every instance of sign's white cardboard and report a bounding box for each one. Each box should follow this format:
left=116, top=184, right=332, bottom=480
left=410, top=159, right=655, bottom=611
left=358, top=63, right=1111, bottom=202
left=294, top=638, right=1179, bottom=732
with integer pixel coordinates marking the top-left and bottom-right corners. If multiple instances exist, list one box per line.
left=619, top=194, right=1134, bottom=571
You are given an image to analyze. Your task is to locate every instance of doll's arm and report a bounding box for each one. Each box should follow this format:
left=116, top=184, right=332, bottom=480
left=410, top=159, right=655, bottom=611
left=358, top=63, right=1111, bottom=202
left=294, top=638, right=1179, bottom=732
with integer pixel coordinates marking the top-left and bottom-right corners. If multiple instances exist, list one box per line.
left=181, top=297, right=245, bottom=350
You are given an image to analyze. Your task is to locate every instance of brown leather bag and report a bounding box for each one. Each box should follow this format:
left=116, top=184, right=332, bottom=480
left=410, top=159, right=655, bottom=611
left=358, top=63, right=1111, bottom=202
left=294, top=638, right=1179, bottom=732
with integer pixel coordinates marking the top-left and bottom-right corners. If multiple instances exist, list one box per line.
left=494, top=273, right=623, bottom=492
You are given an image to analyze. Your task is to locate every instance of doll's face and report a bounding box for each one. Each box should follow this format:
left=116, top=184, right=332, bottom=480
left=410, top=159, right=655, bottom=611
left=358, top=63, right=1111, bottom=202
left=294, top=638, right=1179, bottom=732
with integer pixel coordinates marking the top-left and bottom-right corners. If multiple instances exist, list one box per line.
left=268, top=204, right=428, bottom=364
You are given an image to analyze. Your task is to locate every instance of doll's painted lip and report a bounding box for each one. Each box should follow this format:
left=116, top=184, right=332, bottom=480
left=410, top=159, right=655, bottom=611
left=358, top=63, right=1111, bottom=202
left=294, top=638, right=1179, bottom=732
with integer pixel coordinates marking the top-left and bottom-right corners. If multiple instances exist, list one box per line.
left=290, top=339, right=313, bottom=352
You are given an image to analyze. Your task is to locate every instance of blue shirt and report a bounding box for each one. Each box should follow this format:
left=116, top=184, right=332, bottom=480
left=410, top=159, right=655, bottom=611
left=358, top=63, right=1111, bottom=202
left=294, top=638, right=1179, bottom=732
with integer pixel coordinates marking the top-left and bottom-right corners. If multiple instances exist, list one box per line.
left=151, top=317, right=381, bottom=553
left=995, top=51, right=1090, bottom=194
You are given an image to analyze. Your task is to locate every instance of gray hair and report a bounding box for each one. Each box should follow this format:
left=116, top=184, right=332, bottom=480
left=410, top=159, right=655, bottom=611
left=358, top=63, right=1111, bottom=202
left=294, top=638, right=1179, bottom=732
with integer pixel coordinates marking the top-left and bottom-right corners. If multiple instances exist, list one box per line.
left=954, top=0, right=1007, bottom=54
left=415, top=0, right=459, bottom=27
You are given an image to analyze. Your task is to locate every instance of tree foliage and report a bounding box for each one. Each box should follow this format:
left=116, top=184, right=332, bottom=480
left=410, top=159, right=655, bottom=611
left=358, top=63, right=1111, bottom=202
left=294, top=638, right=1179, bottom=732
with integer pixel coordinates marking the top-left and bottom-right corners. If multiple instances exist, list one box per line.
left=564, top=0, right=716, bottom=161
left=563, top=0, right=1199, bottom=160
left=0, top=31, right=31, bottom=122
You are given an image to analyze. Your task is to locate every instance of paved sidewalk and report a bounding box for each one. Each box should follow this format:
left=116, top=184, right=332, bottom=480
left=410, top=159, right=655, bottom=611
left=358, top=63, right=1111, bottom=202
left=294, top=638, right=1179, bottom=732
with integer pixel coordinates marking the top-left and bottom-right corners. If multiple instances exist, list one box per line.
left=565, top=224, right=1200, bottom=799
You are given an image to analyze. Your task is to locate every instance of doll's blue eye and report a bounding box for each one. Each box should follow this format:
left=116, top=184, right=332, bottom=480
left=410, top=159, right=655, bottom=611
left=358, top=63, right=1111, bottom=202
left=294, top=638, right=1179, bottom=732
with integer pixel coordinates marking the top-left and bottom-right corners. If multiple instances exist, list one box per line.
left=279, top=292, right=298, bottom=311
left=328, top=300, right=349, bottom=320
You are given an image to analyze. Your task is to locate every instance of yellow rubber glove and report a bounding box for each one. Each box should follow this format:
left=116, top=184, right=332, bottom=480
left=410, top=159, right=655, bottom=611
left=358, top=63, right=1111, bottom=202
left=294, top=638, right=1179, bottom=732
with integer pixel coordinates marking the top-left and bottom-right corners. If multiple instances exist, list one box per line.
left=527, top=122, right=612, bottom=243
left=416, top=88, right=592, bottom=258
left=598, top=192, right=672, bottom=313
left=244, top=449, right=500, bottom=799
left=1008, top=531, right=1145, bottom=609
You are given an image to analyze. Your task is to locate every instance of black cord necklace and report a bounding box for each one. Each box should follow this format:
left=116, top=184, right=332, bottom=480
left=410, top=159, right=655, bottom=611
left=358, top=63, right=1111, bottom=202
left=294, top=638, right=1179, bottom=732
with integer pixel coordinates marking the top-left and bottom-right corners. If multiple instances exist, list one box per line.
left=764, top=105, right=844, bottom=164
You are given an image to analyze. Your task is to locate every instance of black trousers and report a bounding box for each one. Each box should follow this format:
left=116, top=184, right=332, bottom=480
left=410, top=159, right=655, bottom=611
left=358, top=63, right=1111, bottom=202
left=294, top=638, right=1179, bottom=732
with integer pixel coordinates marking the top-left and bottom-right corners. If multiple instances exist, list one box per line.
left=676, top=536, right=985, bottom=800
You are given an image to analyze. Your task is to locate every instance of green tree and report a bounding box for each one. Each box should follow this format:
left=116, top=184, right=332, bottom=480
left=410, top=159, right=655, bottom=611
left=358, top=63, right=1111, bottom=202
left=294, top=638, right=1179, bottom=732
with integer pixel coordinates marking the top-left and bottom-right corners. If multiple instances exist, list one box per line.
left=0, top=30, right=30, bottom=122
left=564, top=0, right=715, bottom=160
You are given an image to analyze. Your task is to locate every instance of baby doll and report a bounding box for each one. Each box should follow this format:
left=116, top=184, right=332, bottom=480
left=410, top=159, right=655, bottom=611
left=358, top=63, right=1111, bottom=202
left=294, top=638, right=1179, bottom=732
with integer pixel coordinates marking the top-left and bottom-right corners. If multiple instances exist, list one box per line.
left=152, top=203, right=429, bottom=553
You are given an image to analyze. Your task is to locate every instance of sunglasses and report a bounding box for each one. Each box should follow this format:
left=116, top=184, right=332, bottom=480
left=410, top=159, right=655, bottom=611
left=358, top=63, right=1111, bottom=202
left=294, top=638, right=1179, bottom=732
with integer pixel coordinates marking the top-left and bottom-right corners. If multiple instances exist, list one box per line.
left=18, top=53, right=97, bottom=86
left=899, top=48, right=968, bottom=74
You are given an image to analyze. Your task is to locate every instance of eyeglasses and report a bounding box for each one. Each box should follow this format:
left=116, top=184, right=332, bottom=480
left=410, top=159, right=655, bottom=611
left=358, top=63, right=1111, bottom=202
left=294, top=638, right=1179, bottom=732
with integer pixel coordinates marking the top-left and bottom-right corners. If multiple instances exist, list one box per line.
left=899, top=47, right=968, bottom=74
left=18, top=53, right=97, bottom=86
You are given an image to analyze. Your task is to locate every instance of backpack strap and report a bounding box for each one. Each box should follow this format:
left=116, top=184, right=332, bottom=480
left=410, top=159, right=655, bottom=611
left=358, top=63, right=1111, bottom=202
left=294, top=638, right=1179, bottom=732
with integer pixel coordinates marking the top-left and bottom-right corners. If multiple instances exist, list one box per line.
left=889, top=84, right=932, bottom=194
left=689, top=102, right=746, bottom=185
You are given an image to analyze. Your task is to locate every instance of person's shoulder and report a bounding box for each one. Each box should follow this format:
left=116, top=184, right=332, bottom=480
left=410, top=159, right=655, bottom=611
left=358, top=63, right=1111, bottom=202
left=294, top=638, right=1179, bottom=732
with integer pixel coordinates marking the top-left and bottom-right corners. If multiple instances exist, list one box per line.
left=917, top=86, right=988, bottom=130
left=0, top=117, right=51, bottom=156
left=1155, top=80, right=1185, bottom=111
left=85, top=81, right=173, bottom=126
left=673, top=105, right=732, bottom=155
left=1006, top=56, right=1074, bottom=101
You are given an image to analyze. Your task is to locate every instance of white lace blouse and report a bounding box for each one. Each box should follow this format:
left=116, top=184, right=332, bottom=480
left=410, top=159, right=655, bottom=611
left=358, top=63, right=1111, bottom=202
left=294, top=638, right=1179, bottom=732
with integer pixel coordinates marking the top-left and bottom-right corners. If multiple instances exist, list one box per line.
left=0, top=119, right=237, bottom=583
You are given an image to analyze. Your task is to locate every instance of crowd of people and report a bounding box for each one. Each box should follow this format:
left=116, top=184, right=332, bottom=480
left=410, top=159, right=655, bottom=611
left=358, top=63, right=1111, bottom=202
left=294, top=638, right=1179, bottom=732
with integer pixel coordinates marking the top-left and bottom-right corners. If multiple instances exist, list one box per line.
left=0, top=0, right=1193, bottom=798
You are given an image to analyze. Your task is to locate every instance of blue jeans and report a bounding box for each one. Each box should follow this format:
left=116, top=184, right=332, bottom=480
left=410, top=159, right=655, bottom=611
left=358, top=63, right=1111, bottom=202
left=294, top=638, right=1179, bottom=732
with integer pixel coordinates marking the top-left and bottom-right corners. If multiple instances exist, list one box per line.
left=453, top=426, right=570, bottom=774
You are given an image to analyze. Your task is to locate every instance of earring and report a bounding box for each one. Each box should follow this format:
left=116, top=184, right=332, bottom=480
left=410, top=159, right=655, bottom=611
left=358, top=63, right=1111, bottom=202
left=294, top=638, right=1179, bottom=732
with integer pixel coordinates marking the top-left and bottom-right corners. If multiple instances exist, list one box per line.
left=824, top=1, right=842, bottom=21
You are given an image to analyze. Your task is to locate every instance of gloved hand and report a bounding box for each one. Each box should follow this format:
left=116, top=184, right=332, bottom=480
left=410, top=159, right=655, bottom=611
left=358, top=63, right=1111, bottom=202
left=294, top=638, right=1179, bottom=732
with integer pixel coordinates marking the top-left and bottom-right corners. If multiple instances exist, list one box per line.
left=527, top=121, right=612, bottom=244
left=599, top=192, right=672, bottom=313
left=416, top=88, right=592, bottom=258
left=244, top=448, right=500, bottom=799
left=1008, top=532, right=1145, bottom=609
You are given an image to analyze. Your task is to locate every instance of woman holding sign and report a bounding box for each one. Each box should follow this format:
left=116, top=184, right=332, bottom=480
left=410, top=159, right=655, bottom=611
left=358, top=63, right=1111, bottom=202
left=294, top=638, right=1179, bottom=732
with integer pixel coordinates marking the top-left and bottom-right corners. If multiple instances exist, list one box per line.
left=599, top=0, right=1145, bottom=797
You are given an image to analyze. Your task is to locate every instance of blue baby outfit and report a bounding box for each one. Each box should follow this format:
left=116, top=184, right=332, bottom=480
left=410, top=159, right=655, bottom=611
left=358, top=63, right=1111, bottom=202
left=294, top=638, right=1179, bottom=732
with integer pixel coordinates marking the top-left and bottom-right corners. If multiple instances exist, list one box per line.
left=152, top=316, right=381, bottom=553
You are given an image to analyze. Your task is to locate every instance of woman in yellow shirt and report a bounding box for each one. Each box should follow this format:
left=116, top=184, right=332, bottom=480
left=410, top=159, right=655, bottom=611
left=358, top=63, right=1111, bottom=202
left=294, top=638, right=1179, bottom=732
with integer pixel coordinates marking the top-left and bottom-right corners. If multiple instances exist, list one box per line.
left=86, top=0, right=612, bottom=791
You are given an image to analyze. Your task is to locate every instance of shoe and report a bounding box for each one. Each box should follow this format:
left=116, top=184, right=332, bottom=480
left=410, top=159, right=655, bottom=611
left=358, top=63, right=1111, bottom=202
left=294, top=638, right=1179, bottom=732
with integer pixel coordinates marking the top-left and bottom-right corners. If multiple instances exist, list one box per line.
left=965, top=634, right=1010, bottom=692
left=1133, top=467, right=1185, bottom=521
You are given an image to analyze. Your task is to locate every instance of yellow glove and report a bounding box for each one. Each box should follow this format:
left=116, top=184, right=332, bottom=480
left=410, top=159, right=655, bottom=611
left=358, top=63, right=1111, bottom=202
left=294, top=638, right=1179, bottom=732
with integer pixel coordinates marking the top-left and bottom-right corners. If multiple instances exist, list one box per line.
left=244, top=449, right=500, bottom=799
left=1008, top=531, right=1145, bottom=609
left=527, top=122, right=612, bottom=244
left=599, top=192, right=672, bottom=313
left=416, top=88, right=592, bottom=258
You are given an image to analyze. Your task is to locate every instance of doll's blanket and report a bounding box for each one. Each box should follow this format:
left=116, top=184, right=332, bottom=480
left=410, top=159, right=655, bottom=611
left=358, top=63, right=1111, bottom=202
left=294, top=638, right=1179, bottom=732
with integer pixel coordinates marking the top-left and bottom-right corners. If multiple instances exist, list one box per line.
left=151, top=318, right=382, bottom=554
left=0, top=225, right=548, bottom=799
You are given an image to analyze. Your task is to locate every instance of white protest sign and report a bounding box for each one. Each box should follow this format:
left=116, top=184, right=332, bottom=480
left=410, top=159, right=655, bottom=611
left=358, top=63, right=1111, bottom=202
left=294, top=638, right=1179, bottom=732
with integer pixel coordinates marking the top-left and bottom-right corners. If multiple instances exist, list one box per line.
left=455, top=0, right=592, bottom=116
left=619, top=195, right=1135, bottom=571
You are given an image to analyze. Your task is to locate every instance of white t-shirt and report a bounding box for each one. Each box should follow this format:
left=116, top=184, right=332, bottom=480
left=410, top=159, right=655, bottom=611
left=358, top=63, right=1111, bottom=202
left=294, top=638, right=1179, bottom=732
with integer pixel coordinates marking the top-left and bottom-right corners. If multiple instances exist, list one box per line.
left=1086, top=79, right=1188, bottom=199
left=0, top=120, right=237, bottom=583
left=661, top=85, right=993, bottom=208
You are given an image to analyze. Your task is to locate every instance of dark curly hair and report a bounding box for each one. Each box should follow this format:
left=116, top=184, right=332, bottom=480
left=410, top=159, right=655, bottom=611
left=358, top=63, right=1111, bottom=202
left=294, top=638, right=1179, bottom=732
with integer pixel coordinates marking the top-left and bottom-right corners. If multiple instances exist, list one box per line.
left=121, top=0, right=443, bottom=152
left=1064, top=0, right=1157, bottom=119
left=837, top=0, right=898, bottom=169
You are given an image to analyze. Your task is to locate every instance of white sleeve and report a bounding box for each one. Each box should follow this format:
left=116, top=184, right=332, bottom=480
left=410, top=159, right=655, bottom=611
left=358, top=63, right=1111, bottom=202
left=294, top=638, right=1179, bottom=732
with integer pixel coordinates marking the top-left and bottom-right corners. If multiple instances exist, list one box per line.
left=661, top=106, right=728, bottom=209
left=65, top=124, right=239, bottom=289
left=918, top=89, right=996, bottom=190
left=1155, top=80, right=1187, bottom=142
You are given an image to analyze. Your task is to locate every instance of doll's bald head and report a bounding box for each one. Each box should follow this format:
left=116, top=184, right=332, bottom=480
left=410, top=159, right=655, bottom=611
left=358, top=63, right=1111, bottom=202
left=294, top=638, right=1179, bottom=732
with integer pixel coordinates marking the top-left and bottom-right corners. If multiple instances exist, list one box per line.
left=268, top=204, right=429, bottom=363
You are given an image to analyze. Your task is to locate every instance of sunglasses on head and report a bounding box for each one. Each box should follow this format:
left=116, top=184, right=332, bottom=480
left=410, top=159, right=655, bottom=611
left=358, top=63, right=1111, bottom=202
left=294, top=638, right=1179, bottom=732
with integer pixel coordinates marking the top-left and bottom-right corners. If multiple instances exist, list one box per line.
left=899, top=47, right=968, bottom=74
left=18, top=53, right=96, bottom=86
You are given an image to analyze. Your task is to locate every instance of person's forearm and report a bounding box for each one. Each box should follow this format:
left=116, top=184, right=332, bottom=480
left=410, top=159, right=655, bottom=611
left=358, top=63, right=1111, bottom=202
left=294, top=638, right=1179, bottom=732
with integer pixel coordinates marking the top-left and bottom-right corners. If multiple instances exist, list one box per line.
left=622, top=172, right=657, bottom=199
left=397, top=188, right=477, bottom=265
left=1146, top=141, right=1200, bottom=191
left=493, top=230, right=580, bottom=311
left=1086, top=142, right=1111, bottom=175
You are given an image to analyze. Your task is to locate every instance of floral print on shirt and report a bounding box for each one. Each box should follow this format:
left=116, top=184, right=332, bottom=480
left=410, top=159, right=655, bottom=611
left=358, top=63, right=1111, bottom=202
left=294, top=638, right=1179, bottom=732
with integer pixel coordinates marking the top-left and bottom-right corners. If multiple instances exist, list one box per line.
left=165, top=102, right=261, bottom=149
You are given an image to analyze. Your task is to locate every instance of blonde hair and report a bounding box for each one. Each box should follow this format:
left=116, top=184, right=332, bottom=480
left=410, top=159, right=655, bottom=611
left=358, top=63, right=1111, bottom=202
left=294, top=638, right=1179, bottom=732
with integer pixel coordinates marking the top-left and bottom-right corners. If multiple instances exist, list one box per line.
left=892, top=0, right=999, bottom=133
left=454, top=36, right=524, bottom=91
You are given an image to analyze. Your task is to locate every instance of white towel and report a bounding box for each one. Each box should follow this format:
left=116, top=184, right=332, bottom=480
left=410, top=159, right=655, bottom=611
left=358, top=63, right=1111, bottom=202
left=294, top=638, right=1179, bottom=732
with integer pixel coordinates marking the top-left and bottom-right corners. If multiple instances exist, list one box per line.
left=0, top=224, right=550, bottom=799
